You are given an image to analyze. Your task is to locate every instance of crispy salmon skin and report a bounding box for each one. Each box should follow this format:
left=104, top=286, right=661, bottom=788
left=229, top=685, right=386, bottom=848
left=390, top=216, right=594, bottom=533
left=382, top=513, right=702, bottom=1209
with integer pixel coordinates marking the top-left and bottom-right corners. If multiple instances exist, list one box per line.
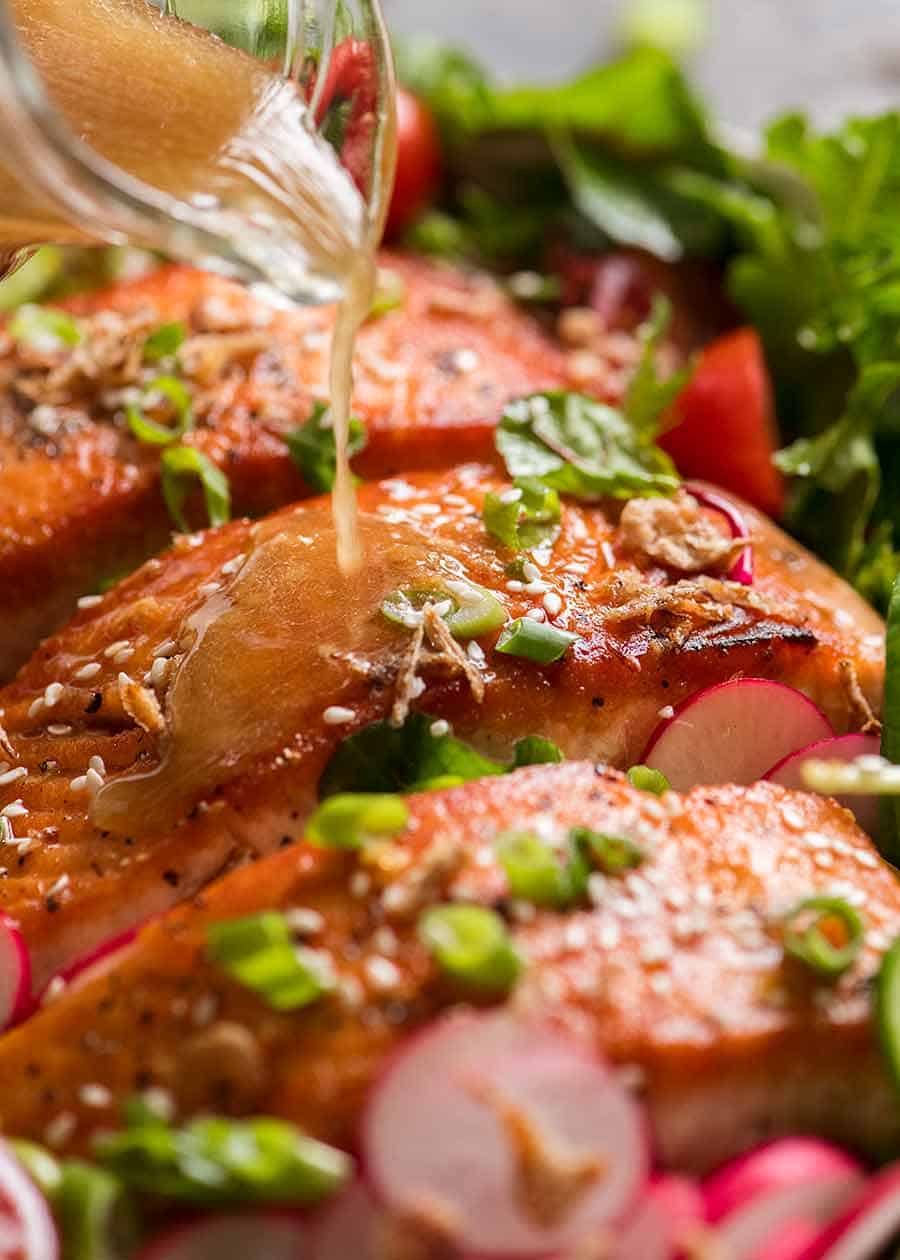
left=0, top=766, right=896, bottom=1173
left=0, top=255, right=572, bottom=678
left=0, top=466, right=883, bottom=990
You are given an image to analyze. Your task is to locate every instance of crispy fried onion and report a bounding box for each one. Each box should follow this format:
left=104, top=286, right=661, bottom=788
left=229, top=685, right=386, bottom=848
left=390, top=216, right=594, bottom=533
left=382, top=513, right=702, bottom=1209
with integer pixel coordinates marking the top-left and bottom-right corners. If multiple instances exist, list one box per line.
left=391, top=603, right=485, bottom=727
left=619, top=492, right=747, bottom=575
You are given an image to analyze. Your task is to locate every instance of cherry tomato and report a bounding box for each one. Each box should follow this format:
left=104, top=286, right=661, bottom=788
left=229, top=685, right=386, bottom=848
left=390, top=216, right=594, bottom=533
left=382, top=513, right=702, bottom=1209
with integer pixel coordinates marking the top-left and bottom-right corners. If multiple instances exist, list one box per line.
left=662, top=328, right=785, bottom=519
left=385, top=88, right=443, bottom=240
left=310, top=39, right=378, bottom=197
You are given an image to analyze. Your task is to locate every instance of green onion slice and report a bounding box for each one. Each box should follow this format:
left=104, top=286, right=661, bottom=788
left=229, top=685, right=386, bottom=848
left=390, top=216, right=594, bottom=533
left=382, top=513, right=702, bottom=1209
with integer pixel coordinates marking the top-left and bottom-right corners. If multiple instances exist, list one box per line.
left=483, top=477, right=561, bottom=551
left=876, top=934, right=900, bottom=1095
left=782, top=896, right=865, bottom=980
left=627, top=765, right=671, bottom=795
left=571, top=826, right=644, bottom=875
left=419, top=904, right=522, bottom=993
left=8, top=1140, right=63, bottom=1199
left=58, top=1160, right=138, bottom=1260
left=207, top=911, right=333, bottom=1011
left=160, top=445, right=230, bottom=532
left=496, top=831, right=587, bottom=908
left=127, top=376, right=193, bottom=447
left=495, top=617, right=577, bottom=664
left=306, top=794, right=409, bottom=849
left=143, top=321, right=187, bottom=362
left=382, top=580, right=506, bottom=641
left=10, top=303, right=82, bottom=350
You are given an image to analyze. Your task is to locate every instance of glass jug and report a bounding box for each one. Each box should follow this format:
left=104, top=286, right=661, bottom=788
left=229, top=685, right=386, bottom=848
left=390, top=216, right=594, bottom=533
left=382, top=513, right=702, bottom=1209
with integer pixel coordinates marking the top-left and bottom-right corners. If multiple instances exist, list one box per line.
left=0, top=0, right=395, bottom=303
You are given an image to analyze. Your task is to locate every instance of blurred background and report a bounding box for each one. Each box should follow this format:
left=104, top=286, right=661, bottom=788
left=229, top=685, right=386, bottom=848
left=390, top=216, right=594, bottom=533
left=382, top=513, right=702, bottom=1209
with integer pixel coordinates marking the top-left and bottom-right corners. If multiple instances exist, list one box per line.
left=384, top=0, right=900, bottom=127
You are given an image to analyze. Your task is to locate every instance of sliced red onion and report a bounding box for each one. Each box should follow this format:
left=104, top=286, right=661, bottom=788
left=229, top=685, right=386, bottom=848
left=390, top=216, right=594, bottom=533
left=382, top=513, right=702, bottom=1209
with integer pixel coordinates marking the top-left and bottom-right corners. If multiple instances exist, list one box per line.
left=686, top=482, right=754, bottom=585
left=643, top=678, right=834, bottom=792
left=806, top=1165, right=900, bottom=1260
left=0, top=913, right=31, bottom=1030
left=0, top=1138, right=58, bottom=1259
left=703, top=1139, right=865, bottom=1260
left=765, top=733, right=882, bottom=837
left=311, top=1180, right=379, bottom=1260
left=138, top=1211, right=311, bottom=1260
left=363, top=1009, right=649, bottom=1257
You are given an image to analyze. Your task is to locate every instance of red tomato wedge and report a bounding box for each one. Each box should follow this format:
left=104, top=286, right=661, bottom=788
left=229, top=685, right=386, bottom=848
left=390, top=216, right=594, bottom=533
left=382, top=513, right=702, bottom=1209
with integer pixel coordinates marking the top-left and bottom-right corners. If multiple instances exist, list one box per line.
left=662, top=328, right=785, bottom=519
left=385, top=88, right=443, bottom=239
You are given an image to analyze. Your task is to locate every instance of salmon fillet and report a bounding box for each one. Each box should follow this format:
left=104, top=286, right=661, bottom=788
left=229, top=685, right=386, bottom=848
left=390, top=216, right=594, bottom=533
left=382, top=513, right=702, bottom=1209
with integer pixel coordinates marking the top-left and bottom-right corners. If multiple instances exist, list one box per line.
left=0, top=765, right=896, bottom=1174
left=0, top=466, right=883, bottom=992
left=0, top=254, right=575, bottom=679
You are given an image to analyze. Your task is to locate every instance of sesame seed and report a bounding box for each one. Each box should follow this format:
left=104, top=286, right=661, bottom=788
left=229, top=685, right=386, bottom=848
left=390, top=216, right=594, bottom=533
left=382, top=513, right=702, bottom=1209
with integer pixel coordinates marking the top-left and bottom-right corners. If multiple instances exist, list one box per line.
left=525, top=607, right=546, bottom=622
left=46, top=874, right=70, bottom=898
left=0, top=818, right=12, bottom=845
left=350, top=871, right=371, bottom=898
left=0, top=767, right=26, bottom=787
left=117, top=672, right=133, bottom=691
left=0, top=801, right=26, bottom=819
left=142, top=1088, right=175, bottom=1122
left=409, top=677, right=426, bottom=699
left=543, top=592, right=563, bottom=616
left=522, top=561, right=541, bottom=582
left=657, top=705, right=675, bottom=720
left=89, top=755, right=106, bottom=776
left=74, top=662, right=101, bottom=682
left=153, top=640, right=177, bottom=659
left=323, top=706, right=356, bottom=726
left=47, top=724, right=72, bottom=737
left=76, top=594, right=103, bottom=610
left=506, top=580, right=524, bottom=593
left=69, top=776, right=88, bottom=792
left=104, top=640, right=130, bottom=659
left=198, top=582, right=221, bottom=598
left=85, top=768, right=104, bottom=791
left=220, top=555, right=244, bottom=577
left=113, top=647, right=134, bottom=666
left=450, top=348, right=479, bottom=374
left=44, top=1112, right=77, bottom=1148
left=856, top=850, right=879, bottom=869
left=372, top=926, right=400, bottom=956
left=27, top=698, right=44, bottom=719
left=284, top=908, right=325, bottom=936
left=364, top=955, right=401, bottom=992
left=499, top=488, right=523, bottom=506
left=564, top=921, right=589, bottom=951
left=44, top=683, right=64, bottom=708
left=430, top=719, right=450, bottom=738
left=814, top=850, right=835, bottom=868
left=78, top=1083, right=112, bottom=1108
left=41, top=976, right=67, bottom=1005
left=145, top=657, right=169, bottom=690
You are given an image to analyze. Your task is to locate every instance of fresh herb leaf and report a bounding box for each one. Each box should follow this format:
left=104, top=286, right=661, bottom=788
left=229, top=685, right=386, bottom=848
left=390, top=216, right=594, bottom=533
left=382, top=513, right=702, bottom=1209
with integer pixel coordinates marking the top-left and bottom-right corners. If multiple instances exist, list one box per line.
left=10, top=303, right=82, bottom=350
left=160, top=446, right=230, bottom=532
left=143, top=321, right=186, bottom=362
left=496, top=391, right=679, bottom=502
left=207, top=912, right=333, bottom=1011
left=394, top=36, right=493, bottom=144
left=483, top=477, right=562, bottom=552
left=881, top=575, right=900, bottom=861
left=127, top=376, right=194, bottom=447
left=96, top=1108, right=350, bottom=1206
left=57, top=1160, right=140, bottom=1260
left=285, top=402, right=367, bottom=494
left=623, top=296, right=696, bottom=435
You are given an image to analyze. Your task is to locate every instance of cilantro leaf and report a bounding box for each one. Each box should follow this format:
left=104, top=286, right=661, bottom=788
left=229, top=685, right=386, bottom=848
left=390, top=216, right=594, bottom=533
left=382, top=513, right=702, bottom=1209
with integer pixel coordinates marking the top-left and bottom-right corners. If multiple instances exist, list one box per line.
left=286, top=402, right=367, bottom=494
left=482, top=477, right=561, bottom=551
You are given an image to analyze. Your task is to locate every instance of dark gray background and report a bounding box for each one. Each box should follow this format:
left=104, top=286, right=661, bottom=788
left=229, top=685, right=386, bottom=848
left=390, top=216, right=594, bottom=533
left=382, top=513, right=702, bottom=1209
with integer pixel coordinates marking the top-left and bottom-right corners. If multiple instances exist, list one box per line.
left=384, top=1, right=900, bottom=128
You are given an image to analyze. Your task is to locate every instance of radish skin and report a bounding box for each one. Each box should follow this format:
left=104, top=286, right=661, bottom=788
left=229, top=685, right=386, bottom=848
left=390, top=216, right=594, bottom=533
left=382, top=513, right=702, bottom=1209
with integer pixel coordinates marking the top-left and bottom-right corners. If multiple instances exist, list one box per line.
left=765, top=734, right=882, bottom=836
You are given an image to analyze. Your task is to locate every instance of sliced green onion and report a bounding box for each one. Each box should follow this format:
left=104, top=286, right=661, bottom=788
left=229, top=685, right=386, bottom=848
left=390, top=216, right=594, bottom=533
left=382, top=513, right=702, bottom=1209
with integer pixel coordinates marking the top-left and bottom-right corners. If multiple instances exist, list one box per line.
left=306, top=793, right=409, bottom=849
left=207, top=911, right=333, bottom=1011
left=802, top=756, right=900, bottom=797
left=10, top=303, right=82, bottom=350
left=369, top=267, right=406, bottom=319
left=127, top=376, right=193, bottom=446
left=285, top=401, right=367, bottom=494
left=496, top=831, right=586, bottom=908
left=160, top=445, right=230, bottom=532
left=876, top=935, right=900, bottom=1095
left=419, top=904, right=522, bottom=993
left=571, top=826, right=644, bottom=875
left=143, top=321, right=187, bottom=362
left=95, top=1109, right=350, bottom=1206
left=382, top=580, right=506, bottom=641
left=495, top=618, right=577, bottom=664
left=782, top=896, right=865, bottom=980
left=483, top=477, right=561, bottom=552
left=57, top=1160, right=138, bottom=1260
left=9, top=1139, right=63, bottom=1199
left=0, top=247, right=64, bottom=312
left=627, top=765, right=670, bottom=795
left=511, top=735, right=564, bottom=767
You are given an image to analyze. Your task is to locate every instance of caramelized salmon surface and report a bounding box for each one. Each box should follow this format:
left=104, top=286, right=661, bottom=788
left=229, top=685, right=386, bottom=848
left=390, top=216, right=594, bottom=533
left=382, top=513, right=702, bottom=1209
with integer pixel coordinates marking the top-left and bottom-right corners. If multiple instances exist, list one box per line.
left=0, top=765, right=896, bottom=1173
left=0, top=255, right=575, bottom=679
left=0, top=465, right=883, bottom=990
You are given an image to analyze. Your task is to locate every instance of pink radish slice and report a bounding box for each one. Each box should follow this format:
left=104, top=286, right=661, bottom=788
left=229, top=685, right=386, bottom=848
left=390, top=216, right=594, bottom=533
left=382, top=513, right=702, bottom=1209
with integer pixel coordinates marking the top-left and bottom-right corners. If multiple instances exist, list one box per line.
left=685, top=482, right=754, bottom=585
left=703, top=1139, right=865, bottom=1260
left=312, top=1180, right=379, bottom=1260
left=0, top=913, right=30, bottom=1030
left=0, top=1138, right=58, bottom=1259
left=610, top=1195, right=669, bottom=1260
left=138, top=1211, right=311, bottom=1260
left=754, top=1218, right=829, bottom=1260
left=765, top=733, right=882, bottom=837
left=56, top=927, right=138, bottom=994
left=643, top=678, right=833, bottom=792
left=363, top=1009, right=649, bottom=1258
left=805, top=1165, right=900, bottom=1260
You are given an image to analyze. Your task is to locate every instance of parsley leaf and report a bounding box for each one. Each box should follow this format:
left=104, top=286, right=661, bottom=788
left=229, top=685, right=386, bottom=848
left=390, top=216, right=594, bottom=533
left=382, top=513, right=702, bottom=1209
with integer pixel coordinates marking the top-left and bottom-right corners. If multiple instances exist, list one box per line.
left=285, top=401, right=367, bottom=494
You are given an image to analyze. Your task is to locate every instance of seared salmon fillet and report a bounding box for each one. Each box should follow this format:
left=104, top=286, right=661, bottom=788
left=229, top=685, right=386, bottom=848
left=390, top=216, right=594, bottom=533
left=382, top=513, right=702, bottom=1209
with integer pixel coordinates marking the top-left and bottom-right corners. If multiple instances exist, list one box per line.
left=0, top=466, right=883, bottom=991
left=0, top=254, right=574, bottom=679
left=0, top=765, right=896, bottom=1174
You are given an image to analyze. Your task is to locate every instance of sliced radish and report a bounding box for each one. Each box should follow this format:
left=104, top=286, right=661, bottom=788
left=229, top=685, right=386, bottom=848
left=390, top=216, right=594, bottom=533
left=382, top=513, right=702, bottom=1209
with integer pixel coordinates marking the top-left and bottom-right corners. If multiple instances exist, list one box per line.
left=0, top=913, right=30, bottom=1030
left=806, top=1165, right=900, bottom=1260
left=138, top=1211, right=311, bottom=1260
left=703, top=1139, right=865, bottom=1260
left=643, top=679, right=833, bottom=792
left=363, top=1009, right=648, bottom=1257
left=765, top=734, right=882, bottom=837
left=685, top=482, right=754, bottom=585
left=57, top=927, right=138, bottom=994
left=0, top=1139, right=58, bottom=1259
left=312, top=1180, right=379, bottom=1260
left=611, top=1195, right=670, bottom=1260
left=754, top=1218, right=829, bottom=1260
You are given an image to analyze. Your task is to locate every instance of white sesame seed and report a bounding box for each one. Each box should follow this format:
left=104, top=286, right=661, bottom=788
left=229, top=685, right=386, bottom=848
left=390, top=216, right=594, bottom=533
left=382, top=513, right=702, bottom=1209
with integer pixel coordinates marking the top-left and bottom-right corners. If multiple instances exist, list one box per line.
left=323, top=706, right=356, bottom=726
left=364, top=955, right=401, bottom=992
left=141, top=1088, right=175, bottom=1123
left=46, top=724, right=72, bottom=737
left=499, top=488, right=523, bottom=506
left=41, top=976, right=67, bottom=1005
left=104, top=640, right=130, bottom=659
left=117, top=672, right=133, bottom=691
left=467, top=641, right=486, bottom=665
left=85, top=768, right=104, bottom=792
left=89, top=755, right=106, bottom=776
left=564, top=921, right=589, bottom=951
left=220, top=555, right=244, bottom=577
left=78, top=1083, right=112, bottom=1108
left=153, top=640, right=177, bottom=659
left=113, top=647, right=134, bottom=666
left=146, top=657, right=169, bottom=689
left=522, top=561, right=541, bottom=582
left=543, top=592, right=563, bottom=616
left=43, top=683, right=64, bottom=708
left=74, top=662, right=101, bottom=682
left=856, top=850, right=879, bottom=869
left=600, top=541, right=616, bottom=568
left=430, top=720, right=450, bottom=738
left=0, top=767, right=27, bottom=787
left=506, top=580, right=524, bottom=593
left=0, top=801, right=26, bottom=819
left=525, top=607, right=546, bottom=622
left=450, top=348, right=479, bottom=374
left=76, top=595, right=103, bottom=610
left=658, top=705, right=675, bottom=721
left=814, top=850, right=835, bottom=868
left=0, top=818, right=12, bottom=845
left=284, top=908, right=325, bottom=936
left=27, top=698, right=44, bottom=719
left=198, top=582, right=221, bottom=598
left=409, top=677, right=426, bottom=699
left=44, top=1112, right=77, bottom=1148
left=372, top=926, right=400, bottom=956
left=350, top=871, right=371, bottom=898
left=69, top=776, right=88, bottom=792
left=46, top=873, right=70, bottom=898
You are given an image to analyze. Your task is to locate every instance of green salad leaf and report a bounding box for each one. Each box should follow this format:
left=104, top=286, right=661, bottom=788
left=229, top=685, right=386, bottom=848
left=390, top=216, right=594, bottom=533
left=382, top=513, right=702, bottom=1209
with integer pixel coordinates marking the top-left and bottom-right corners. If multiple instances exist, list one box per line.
left=286, top=401, right=367, bottom=494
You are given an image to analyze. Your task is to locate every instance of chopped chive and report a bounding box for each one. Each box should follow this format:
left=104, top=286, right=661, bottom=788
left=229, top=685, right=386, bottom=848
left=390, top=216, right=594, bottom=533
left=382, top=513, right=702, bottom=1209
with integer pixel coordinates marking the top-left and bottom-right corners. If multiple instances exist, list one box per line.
left=627, top=765, right=670, bottom=795
left=143, top=321, right=187, bottom=362
left=207, top=911, right=333, bottom=1011
left=496, top=831, right=587, bottom=908
left=483, top=477, right=561, bottom=552
left=571, top=826, right=644, bottom=875
left=127, top=375, right=193, bottom=446
left=10, top=303, right=82, bottom=350
left=782, top=896, right=865, bottom=980
left=381, top=581, right=506, bottom=641
left=419, top=904, right=522, bottom=993
left=306, top=793, right=409, bottom=849
left=495, top=618, right=577, bottom=664
left=160, top=445, right=230, bottom=532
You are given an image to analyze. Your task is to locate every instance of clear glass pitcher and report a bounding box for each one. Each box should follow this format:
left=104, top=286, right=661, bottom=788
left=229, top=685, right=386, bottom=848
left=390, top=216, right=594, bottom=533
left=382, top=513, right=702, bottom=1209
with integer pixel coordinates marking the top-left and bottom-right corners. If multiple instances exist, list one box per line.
left=0, top=0, right=395, bottom=302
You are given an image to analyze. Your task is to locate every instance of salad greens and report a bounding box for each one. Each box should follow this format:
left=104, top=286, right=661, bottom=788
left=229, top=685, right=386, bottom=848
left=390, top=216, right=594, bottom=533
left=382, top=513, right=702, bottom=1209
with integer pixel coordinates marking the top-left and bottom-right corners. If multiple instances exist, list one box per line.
left=396, top=37, right=900, bottom=606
